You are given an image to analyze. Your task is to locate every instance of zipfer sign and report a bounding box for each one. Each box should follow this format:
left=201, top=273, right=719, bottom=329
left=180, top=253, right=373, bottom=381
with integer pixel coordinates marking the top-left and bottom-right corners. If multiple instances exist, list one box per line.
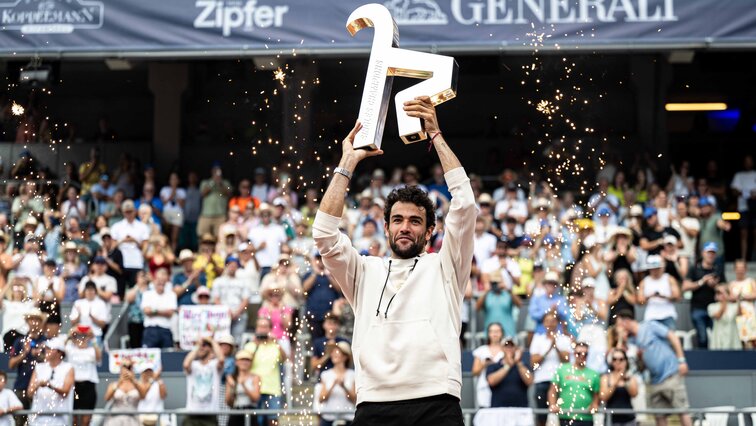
left=0, top=0, right=754, bottom=56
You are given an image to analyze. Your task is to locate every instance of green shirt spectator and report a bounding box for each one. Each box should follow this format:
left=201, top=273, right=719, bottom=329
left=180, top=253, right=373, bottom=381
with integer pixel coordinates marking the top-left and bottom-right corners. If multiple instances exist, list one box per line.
left=200, top=177, right=232, bottom=217
left=551, top=351, right=600, bottom=422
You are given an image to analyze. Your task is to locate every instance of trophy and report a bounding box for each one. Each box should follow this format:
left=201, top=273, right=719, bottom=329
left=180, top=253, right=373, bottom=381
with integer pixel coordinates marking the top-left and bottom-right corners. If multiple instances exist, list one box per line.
left=346, top=3, right=459, bottom=150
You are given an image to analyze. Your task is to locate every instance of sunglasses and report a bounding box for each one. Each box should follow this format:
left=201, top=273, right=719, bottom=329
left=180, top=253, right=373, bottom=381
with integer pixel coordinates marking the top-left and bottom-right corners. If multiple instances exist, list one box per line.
left=612, top=357, right=627, bottom=362
left=575, top=352, right=588, bottom=356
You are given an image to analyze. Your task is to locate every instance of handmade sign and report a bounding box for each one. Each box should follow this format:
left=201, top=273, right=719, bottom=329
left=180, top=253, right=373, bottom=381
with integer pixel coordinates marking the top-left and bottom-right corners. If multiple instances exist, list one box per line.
left=178, top=305, right=232, bottom=350
left=108, top=348, right=162, bottom=374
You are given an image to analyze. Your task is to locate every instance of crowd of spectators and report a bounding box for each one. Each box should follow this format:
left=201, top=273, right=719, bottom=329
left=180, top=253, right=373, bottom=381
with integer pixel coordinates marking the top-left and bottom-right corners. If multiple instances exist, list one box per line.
left=0, top=145, right=754, bottom=425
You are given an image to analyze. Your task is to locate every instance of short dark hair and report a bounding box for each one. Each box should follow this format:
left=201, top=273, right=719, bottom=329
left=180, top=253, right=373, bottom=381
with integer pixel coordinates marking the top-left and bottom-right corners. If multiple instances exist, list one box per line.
left=384, top=186, right=436, bottom=230
left=0, top=370, right=6, bottom=380
left=615, top=309, right=634, bottom=320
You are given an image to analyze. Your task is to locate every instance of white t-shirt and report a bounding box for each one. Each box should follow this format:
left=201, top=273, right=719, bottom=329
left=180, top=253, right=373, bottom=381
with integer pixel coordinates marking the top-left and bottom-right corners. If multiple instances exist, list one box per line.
left=16, top=253, right=43, bottom=280
left=186, top=359, right=221, bottom=412
left=472, top=345, right=504, bottom=408
left=318, top=369, right=356, bottom=421
left=160, top=187, right=187, bottom=212
left=494, top=199, right=528, bottom=221
left=529, top=333, right=573, bottom=383
left=211, top=274, right=250, bottom=309
left=138, top=381, right=165, bottom=413
left=64, top=342, right=99, bottom=383
left=78, top=274, right=117, bottom=296
left=481, top=256, right=514, bottom=289
left=248, top=223, right=287, bottom=268
left=474, top=232, right=498, bottom=266
left=140, top=288, right=178, bottom=329
left=110, top=219, right=150, bottom=269
left=61, top=200, right=86, bottom=220
left=36, top=276, right=63, bottom=305
left=1, top=300, right=34, bottom=336
left=29, top=362, right=74, bottom=426
left=0, top=388, right=22, bottom=426
left=731, top=170, right=756, bottom=212
left=238, top=261, right=261, bottom=303
left=70, top=298, right=109, bottom=337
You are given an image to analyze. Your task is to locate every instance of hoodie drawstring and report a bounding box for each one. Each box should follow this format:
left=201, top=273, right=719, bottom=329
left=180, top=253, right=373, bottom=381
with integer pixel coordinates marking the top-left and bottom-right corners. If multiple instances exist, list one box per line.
left=375, top=260, right=392, bottom=317
left=377, top=258, right=419, bottom=319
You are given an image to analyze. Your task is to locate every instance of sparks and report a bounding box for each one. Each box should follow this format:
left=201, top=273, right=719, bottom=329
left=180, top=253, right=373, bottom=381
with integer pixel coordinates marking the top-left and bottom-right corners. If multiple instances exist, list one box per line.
left=273, top=67, right=286, bottom=87
left=11, top=102, right=24, bottom=116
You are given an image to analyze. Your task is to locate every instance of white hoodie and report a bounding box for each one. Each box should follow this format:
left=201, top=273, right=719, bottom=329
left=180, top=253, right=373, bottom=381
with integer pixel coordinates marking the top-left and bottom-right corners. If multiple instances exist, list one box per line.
left=313, top=167, right=476, bottom=404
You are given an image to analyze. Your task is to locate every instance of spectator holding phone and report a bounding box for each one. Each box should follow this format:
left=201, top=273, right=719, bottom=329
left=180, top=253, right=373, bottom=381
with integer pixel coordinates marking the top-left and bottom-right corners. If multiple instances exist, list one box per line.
left=103, top=360, right=145, bottom=426
left=637, top=255, right=680, bottom=330
left=477, top=248, right=522, bottom=336
left=243, top=317, right=286, bottom=426
left=708, top=285, right=741, bottom=349
left=600, top=348, right=639, bottom=426
left=682, top=242, right=727, bottom=348
left=137, top=367, right=168, bottom=426
left=225, top=350, right=261, bottom=426
left=183, top=337, right=225, bottom=426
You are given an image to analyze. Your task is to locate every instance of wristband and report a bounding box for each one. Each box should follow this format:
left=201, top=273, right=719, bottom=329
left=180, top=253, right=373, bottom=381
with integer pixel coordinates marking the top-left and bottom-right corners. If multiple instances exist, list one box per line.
left=333, top=167, right=353, bottom=180
left=427, top=131, right=442, bottom=152
left=677, top=357, right=686, bottom=363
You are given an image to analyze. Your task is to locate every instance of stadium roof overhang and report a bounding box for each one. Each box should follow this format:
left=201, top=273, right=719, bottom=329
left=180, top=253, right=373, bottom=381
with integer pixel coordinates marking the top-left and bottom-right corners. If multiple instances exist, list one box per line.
left=2, top=0, right=756, bottom=59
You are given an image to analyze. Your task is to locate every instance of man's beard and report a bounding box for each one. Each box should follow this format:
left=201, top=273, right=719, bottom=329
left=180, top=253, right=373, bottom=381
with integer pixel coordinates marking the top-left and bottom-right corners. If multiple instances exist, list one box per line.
left=389, top=233, right=426, bottom=259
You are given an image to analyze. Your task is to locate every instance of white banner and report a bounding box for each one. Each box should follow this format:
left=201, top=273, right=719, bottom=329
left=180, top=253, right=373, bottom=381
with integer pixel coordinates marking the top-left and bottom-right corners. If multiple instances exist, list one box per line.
left=108, top=348, right=162, bottom=374
left=178, top=305, right=232, bottom=350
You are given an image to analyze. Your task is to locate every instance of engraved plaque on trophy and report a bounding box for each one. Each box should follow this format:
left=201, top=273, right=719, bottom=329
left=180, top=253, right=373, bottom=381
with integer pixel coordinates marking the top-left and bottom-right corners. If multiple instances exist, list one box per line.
left=347, top=3, right=459, bottom=150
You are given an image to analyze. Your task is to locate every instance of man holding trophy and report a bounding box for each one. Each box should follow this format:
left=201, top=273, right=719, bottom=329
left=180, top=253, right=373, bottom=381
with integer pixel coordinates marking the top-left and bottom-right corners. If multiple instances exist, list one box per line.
left=313, top=96, right=475, bottom=425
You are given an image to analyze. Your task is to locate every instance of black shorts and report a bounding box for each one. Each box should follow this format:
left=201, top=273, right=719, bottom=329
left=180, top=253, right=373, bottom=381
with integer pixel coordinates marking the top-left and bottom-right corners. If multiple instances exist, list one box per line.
left=353, top=394, right=463, bottom=426
left=73, top=381, right=98, bottom=410
left=534, top=381, right=552, bottom=423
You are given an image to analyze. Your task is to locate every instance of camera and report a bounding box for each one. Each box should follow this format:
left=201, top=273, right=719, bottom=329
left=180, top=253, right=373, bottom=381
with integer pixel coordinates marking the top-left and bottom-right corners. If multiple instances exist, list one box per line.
left=255, top=333, right=269, bottom=341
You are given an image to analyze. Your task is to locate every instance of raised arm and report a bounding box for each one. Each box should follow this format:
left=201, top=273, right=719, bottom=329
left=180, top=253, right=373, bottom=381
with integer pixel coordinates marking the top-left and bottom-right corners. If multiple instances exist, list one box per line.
left=403, top=96, right=461, bottom=173
left=318, top=122, right=383, bottom=217
left=313, top=122, right=382, bottom=307
left=404, top=97, right=475, bottom=289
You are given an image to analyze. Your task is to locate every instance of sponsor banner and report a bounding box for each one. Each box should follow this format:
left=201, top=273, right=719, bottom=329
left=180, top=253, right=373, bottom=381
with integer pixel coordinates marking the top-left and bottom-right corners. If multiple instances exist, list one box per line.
left=0, top=0, right=755, bottom=56
left=178, top=305, right=232, bottom=350
left=108, top=348, right=162, bottom=374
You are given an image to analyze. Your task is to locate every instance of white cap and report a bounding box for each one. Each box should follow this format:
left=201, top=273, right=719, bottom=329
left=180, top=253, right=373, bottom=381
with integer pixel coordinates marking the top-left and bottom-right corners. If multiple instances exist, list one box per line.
left=544, top=271, right=560, bottom=283
left=663, top=235, right=678, bottom=245
left=645, top=255, right=664, bottom=270
left=45, top=336, right=67, bottom=353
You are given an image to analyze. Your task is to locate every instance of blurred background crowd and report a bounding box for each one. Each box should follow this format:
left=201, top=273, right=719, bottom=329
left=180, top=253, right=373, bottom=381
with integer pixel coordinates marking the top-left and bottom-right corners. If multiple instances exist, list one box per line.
left=0, top=146, right=755, bottom=426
